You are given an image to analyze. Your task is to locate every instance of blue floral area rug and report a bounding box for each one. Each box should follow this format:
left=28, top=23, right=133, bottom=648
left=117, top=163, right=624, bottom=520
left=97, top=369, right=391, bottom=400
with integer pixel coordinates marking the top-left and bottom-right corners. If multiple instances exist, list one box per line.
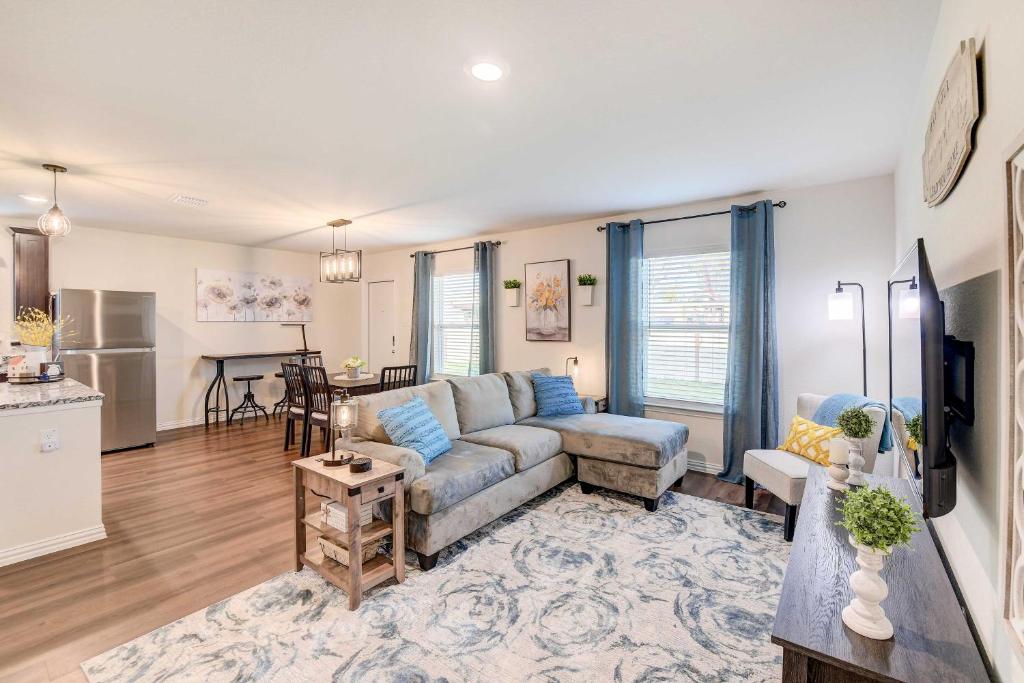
left=82, top=484, right=788, bottom=682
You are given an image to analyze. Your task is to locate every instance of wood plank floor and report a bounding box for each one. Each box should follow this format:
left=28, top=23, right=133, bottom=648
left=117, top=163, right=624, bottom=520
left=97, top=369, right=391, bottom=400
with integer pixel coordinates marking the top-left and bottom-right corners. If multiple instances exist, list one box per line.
left=0, top=418, right=783, bottom=682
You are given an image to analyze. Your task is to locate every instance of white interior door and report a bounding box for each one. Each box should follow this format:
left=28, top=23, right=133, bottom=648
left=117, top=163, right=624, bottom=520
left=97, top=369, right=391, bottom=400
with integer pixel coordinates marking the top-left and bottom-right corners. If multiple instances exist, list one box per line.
left=368, top=280, right=397, bottom=375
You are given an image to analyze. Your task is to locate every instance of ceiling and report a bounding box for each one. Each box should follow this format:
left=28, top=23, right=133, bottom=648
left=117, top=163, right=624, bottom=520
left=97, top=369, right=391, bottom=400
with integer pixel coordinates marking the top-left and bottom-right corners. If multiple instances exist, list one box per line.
left=0, top=1, right=939, bottom=253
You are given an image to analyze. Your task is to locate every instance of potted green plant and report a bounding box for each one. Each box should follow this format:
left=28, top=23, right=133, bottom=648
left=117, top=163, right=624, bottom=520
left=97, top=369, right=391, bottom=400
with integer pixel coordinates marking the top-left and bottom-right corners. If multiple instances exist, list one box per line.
left=341, top=356, right=366, bottom=379
left=577, top=273, right=597, bottom=306
left=837, top=485, right=919, bottom=640
left=503, top=279, right=522, bottom=307
left=836, top=407, right=875, bottom=486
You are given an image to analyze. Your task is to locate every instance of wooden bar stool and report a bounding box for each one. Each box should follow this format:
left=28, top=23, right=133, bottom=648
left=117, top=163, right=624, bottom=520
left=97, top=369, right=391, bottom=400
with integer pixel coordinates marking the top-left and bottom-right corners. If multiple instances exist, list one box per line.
left=229, top=374, right=269, bottom=425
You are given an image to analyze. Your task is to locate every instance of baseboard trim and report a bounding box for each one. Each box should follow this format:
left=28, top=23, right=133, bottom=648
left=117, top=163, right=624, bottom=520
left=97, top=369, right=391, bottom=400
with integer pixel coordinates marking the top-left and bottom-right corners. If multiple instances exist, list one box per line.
left=157, top=417, right=206, bottom=431
left=685, top=459, right=722, bottom=476
left=0, top=524, right=107, bottom=568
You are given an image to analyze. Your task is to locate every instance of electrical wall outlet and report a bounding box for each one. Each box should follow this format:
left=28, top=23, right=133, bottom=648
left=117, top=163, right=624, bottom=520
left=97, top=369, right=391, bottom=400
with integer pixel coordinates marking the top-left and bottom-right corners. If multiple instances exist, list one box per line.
left=40, top=428, right=60, bottom=453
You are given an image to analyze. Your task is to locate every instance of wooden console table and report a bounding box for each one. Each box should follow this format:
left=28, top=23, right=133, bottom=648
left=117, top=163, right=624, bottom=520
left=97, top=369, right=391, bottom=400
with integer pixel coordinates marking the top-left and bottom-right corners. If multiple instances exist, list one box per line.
left=293, top=456, right=404, bottom=610
left=772, top=467, right=987, bottom=681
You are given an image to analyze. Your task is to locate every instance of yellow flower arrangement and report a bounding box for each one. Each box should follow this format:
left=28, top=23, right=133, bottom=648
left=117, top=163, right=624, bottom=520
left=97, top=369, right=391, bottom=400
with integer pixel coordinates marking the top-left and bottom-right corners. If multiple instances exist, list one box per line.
left=13, top=307, right=74, bottom=347
left=529, top=275, right=565, bottom=312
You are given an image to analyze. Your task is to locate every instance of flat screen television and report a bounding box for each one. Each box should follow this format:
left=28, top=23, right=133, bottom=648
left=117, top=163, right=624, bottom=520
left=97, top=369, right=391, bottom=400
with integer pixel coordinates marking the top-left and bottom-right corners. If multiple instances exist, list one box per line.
left=888, top=238, right=970, bottom=518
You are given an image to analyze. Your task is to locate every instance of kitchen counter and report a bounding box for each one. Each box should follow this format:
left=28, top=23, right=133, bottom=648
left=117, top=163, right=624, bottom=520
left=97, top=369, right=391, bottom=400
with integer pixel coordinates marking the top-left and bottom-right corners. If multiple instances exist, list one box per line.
left=0, top=378, right=104, bottom=411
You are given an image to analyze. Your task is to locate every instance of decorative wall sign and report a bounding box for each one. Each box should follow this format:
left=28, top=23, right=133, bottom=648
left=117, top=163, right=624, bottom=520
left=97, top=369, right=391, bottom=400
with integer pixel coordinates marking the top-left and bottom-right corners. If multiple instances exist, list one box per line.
left=525, top=259, right=570, bottom=341
left=196, top=268, right=313, bottom=322
left=922, top=38, right=979, bottom=207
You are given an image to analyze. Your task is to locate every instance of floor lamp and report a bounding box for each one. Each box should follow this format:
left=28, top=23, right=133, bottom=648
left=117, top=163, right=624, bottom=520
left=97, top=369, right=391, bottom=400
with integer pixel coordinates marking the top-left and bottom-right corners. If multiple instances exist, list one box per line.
left=828, top=280, right=867, bottom=397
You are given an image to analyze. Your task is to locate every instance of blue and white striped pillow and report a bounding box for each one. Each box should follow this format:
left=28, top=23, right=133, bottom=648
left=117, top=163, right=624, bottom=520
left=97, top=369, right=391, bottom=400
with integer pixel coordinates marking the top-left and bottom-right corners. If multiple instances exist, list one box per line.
left=532, top=373, right=585, bottom=417
left=377, top=397, right=452, bottom=463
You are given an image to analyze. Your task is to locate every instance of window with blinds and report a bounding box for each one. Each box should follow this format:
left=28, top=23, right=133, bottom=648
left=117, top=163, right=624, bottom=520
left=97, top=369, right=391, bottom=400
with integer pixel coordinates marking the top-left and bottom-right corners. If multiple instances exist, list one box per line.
left=644, top=248, right=731, bottom=406
left=432, top=272, right=480, bottom=377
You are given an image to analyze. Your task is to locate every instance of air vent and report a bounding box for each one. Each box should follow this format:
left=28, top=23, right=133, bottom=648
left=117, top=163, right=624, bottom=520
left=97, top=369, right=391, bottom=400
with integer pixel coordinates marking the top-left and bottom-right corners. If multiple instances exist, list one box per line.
left=168, top=193, right=209, bottom=209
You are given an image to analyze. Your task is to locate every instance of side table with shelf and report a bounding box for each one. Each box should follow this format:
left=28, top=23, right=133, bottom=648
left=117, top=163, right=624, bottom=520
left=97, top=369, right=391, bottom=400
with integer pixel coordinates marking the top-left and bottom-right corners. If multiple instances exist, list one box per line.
left=292, top=456, right=405, bottom=610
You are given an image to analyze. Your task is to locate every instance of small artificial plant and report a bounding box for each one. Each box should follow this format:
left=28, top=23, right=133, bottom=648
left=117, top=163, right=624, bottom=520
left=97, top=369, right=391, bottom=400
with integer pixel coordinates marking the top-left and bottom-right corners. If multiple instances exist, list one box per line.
left=836, top=407, right=874, bottom=441
left=906, top=414, right=923, bottom=450
left=503, top=279, right=522, bottom=289
left=13, top=307, right=74, bottom=347
left=837, top=484, right=920, bottom=552
left=342, top=356, right=366, bottom=369
left=577, top=273, right=597, bottom=286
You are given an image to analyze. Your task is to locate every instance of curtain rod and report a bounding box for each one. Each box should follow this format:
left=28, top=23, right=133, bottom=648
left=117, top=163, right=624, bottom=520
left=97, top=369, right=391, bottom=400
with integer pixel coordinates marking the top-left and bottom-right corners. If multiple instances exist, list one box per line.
left=409, top=240, right=502, bottom=258
left=594, top=200, right=787, bottom=232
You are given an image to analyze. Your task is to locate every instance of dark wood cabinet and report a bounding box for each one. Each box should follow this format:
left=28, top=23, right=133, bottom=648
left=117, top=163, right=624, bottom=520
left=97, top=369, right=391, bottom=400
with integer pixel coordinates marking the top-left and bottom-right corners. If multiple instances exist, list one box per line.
left=9, top=227, right=49, bottom=316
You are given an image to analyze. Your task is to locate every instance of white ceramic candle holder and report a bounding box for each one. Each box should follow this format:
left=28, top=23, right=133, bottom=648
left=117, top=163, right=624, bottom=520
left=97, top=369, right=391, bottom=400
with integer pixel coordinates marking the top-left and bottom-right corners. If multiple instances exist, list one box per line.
left=841, top=535, right=894, bottom=640
left=846, top=438, right=867, bottom=486
left=827, top=438, right=850, bottom=491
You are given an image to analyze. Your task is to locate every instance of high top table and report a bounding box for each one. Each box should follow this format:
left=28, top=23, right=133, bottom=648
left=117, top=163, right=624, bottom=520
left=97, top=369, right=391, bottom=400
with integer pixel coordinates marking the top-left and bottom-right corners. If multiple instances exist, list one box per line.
left=201, top=350, right=320, bottom=426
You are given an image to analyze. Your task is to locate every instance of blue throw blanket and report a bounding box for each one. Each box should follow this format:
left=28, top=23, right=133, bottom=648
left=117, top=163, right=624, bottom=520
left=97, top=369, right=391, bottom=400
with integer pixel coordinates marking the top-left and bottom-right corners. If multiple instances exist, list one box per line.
left=812, top=393, right=893, bottom=453
left=892, top=396, right=922, bottom=421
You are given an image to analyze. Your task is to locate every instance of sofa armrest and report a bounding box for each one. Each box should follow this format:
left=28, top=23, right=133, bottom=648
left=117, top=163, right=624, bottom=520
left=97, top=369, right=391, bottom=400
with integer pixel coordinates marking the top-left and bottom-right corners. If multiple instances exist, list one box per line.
left=581, top=396, right=598, bottom=414
left=342, top=438, right=426, bottom=481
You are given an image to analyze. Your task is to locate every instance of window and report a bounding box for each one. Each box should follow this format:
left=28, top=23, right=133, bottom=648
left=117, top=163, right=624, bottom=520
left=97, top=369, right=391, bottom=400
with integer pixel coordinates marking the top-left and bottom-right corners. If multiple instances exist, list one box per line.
left=432, top=272, right=480, bottom=376
left=644, top=248, right=731, bottom=407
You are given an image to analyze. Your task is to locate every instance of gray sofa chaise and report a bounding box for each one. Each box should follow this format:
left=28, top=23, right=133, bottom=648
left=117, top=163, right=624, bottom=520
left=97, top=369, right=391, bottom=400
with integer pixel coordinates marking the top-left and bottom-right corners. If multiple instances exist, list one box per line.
left=343, top=369, right=689, bottom=570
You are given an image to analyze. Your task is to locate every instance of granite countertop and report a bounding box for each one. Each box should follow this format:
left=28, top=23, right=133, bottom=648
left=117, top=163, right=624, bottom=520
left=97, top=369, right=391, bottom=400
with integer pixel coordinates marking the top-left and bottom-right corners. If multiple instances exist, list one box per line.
left=0, top=377, right=104, bottom=410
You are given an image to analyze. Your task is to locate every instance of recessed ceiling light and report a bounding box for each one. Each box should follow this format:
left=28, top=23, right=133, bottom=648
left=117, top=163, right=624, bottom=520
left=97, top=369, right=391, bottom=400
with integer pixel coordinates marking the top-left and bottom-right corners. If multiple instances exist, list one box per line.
left=18, top=193, right=47, bottom=203
left=470, top=62, right=504, bottom=82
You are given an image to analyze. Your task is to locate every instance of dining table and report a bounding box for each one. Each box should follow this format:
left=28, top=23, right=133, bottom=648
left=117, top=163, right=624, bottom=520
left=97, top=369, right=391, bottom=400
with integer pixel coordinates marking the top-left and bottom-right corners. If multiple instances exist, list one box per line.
left=331, top=372, right=379, bottom=396
left=201, top=350, right=320, bottom=426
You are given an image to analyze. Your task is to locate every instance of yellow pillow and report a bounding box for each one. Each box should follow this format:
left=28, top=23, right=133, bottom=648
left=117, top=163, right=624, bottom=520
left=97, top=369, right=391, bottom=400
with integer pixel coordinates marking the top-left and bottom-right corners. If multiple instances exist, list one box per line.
left=779, top=415, right=841, bottom=466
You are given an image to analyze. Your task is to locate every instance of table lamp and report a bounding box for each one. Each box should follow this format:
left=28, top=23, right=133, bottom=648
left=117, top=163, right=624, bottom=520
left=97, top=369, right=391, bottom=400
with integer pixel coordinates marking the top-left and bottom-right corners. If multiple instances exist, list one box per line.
left=322, top=389, right=358, bottom=467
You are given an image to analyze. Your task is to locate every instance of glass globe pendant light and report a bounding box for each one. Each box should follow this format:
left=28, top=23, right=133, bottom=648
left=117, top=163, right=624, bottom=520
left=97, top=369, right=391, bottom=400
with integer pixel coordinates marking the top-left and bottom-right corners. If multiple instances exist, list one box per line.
left=37, top=164, right=71, bottom=237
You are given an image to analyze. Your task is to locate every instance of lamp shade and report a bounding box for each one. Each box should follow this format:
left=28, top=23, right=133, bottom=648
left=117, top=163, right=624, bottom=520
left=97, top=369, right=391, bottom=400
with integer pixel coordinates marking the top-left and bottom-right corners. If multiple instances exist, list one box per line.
left=897, top=287, right=920, bottom=319
left=828, top=290, right=854, bottom=320
left=331, top=390, right=359, bottom=430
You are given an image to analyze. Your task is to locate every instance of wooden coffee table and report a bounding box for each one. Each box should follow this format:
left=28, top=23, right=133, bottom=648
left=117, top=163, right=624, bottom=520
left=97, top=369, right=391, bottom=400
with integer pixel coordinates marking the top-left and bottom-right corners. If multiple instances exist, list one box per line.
left=292, top=456, right=405, bottom=609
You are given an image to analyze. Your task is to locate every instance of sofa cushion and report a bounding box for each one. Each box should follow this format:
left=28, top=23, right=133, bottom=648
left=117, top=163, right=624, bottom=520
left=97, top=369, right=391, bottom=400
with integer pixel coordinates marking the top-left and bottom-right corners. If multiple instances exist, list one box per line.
left=409, top=440, right=516, bottom=515
left=355, top=381, right=460, bottom=443
left=519, top=413, right=688, bottom=469
left=459, top=424, right=562, bottom=472
left=376, top=397, right=452, bottom=463
left=446, top=374, right=516, bottom=434
left=503, top=368, right=551, bottom=421
left=743, top=449, right=812, bottom=506
left=345, top=438, right=426, bottom=482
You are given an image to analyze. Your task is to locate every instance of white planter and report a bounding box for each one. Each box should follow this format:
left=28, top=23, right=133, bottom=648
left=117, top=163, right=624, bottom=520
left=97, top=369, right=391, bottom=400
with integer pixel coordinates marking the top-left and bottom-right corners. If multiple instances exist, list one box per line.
left=846, top=438, right=867, bottom=486
left=826, top=438, right=850, bottom=491
left=345, top=366, right=361, bottom=379
left=504, top=288, right=521, bottom=307
left=22, top=345, right=50, bottom=375
left=841, top=535, right=894, bottom=640
left=579, top=284, right=595, bottom=306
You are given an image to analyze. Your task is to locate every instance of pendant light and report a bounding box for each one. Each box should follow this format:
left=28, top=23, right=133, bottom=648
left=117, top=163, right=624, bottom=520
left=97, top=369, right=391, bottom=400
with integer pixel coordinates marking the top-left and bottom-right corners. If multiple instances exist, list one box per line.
left=320, top=218, right=361, bottom=283
left=37, top=164, right=71, bottom=237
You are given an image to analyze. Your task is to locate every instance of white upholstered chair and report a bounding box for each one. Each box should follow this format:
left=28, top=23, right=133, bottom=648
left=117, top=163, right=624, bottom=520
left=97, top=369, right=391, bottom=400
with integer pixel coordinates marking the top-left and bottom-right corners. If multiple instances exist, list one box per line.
left=742, top=393, right=887, bottom=541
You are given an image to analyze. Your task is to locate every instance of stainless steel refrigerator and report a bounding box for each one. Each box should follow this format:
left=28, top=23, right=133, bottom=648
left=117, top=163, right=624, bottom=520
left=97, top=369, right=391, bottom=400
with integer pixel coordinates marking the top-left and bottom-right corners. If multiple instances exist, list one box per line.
left=55, top=289, right=157, bottom=452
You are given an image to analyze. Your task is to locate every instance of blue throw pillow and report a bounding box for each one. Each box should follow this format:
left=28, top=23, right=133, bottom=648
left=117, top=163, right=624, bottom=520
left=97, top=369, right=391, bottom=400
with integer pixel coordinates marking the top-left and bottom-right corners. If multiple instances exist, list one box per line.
left=532, top=373, right=585, bottom=417
left=376, top=397, right=452, bottom=463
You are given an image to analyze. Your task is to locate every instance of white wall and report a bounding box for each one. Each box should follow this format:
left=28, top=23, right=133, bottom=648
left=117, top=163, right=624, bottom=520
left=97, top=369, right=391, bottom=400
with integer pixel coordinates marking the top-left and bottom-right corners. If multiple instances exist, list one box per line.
left=360, top=174, right=895, bottom=473
left=893, top=0, right=1024, bottom=678
left=1, top=223, right=361, bottom=429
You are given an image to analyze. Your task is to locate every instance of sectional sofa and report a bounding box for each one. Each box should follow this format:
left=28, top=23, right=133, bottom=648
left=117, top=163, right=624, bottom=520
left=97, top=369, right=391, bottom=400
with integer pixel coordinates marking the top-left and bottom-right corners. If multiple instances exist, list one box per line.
left=344, top=369, right=689, bottom=569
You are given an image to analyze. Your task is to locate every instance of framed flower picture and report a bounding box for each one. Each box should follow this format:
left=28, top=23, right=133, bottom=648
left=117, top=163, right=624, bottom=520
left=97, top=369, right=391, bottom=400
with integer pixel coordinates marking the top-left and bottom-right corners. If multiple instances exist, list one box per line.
left=195, top=268, right=313, bottom=322
left=525, top=259, right=570, bottom=341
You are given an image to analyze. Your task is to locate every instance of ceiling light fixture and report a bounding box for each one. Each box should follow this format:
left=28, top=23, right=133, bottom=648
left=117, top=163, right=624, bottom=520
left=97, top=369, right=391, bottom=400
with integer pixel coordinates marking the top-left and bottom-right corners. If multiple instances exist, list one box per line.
left=18, top=193, right=48, bottom=204
left=320, top=218, right=361, bottom=283
left=470, top=62, right=504, bottom=82
left=36, top=163, right=71, bottom=237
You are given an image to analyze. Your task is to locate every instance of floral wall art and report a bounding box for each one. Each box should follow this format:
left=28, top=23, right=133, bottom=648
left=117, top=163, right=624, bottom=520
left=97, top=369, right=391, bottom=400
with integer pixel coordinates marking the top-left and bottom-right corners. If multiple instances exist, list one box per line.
left=525, top=259, right=570, bottom=341
left=195, top=268, right=313, bottom=322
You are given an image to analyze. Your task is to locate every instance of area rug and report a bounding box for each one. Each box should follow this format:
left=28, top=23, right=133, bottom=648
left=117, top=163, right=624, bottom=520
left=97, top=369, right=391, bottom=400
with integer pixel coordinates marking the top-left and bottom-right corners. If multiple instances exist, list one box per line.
left=82, top=484, right=789, bottom=682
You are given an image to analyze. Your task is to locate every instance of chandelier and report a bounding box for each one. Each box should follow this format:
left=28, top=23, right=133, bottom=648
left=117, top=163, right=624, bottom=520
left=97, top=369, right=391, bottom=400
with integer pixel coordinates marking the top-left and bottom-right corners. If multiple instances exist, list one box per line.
left=320, top=218, right=361, bottom=283
left=37, top=164, right=71, bottom=237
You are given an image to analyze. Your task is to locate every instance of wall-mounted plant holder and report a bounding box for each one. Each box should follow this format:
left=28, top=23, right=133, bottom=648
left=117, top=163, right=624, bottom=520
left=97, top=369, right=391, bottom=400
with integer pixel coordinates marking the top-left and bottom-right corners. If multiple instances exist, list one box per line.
left=504, top=287, right=521, bottom=307
left=579, top=285, right=595, bottom=306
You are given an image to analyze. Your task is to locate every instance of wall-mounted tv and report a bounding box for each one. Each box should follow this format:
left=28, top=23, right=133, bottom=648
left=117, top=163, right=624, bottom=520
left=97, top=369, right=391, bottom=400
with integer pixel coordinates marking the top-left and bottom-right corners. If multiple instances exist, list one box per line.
left=888, top=238, right=972, bottom=518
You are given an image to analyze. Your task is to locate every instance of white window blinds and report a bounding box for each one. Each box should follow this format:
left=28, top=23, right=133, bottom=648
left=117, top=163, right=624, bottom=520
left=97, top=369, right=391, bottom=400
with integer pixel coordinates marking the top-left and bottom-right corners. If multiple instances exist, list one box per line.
left=432, top=272, right=480, bottom=377
left=644, top=249, right=731, bottom=406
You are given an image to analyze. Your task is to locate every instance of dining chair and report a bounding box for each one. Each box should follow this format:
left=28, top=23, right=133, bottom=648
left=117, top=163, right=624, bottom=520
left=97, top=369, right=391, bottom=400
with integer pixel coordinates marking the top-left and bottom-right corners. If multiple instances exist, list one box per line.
left=379, top=364, right=417, bottom=392
left=281, top=363, right=307, bottom=452
left=299, top=364, right=333, bottom=457
left=301, top=354, right=324, bottom=367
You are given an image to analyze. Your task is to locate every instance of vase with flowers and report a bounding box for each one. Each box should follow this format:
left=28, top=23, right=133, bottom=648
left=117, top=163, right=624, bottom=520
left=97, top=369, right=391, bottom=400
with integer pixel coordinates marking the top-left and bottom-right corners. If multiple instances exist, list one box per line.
left=13, top=307, right=73, bottom=377
left=342, top=356, right=366, bottom=379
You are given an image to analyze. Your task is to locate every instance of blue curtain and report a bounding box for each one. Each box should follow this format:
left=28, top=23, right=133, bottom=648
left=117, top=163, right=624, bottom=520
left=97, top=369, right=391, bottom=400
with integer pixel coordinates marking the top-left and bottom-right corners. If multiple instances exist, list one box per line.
left=473, top=241, right=497, bottom=375
left=409, top=251, right=435, bottom=384
left=719, top=200, right=779, bottom=483
left=605, top=219, right=645, bottom=416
